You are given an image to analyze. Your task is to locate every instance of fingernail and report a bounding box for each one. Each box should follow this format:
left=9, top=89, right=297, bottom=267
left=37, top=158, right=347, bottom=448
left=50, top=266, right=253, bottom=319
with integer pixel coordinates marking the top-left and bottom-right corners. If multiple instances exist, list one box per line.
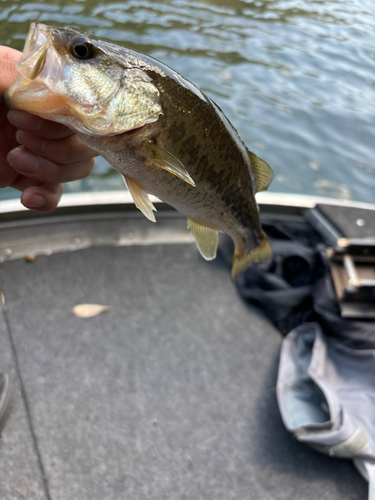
left=21, top=193, right=45, bottom=209
left=7, top=110, right=42, bottom=131
left=15, top=130, right=23, bottom=144
left=7, top=148, right=39, bottom=174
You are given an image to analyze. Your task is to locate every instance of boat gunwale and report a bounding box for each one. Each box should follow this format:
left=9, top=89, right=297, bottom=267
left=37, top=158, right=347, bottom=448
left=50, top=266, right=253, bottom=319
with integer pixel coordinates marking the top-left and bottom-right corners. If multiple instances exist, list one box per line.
left=0, top=191, right=374, bottom=218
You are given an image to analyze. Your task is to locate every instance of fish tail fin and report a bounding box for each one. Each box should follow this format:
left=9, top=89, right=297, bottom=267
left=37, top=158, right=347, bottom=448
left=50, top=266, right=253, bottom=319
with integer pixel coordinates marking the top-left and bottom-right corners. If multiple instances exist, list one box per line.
left=231, top=233, right=272, bottom=280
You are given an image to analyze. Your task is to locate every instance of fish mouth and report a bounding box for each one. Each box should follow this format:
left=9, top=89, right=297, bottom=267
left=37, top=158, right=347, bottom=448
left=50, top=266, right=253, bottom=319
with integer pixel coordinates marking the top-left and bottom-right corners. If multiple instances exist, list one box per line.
left=5, top=23, right=65, bottom=111
left=16, top=23, right=50, bottom=81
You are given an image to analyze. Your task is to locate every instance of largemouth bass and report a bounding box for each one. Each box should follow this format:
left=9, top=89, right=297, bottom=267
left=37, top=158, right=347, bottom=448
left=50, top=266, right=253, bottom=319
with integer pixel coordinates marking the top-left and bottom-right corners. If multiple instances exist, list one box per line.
left=5, top=23, right=274, bottom=279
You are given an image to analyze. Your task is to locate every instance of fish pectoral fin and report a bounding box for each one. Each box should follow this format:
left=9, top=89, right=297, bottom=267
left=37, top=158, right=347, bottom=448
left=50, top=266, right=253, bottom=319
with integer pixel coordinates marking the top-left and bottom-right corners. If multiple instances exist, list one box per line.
left=122, top=175, right=157, bottom=222
left=148, top=142, right=196, bottom=187
left=247, top=150, right=274, bottom=192
left=187, top=219, right=219, bottom=260
left=231, top=233, right=272, bottom=280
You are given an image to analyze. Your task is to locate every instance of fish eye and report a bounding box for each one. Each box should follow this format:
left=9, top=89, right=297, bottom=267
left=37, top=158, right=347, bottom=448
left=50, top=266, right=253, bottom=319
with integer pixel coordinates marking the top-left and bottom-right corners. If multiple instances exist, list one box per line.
left=70, top=38, right=94, bottom=60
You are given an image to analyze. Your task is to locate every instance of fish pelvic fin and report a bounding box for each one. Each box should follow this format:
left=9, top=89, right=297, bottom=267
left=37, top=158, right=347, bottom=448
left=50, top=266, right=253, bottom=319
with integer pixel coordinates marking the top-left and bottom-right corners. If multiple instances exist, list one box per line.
left=187, top=219, right=219, bottom=260
left=148, top=142, right=196, bottom=187
left=247, top=150, right=274, bottom=192
left=231, top=232, right=272, bottom=280
left=122, top=175, right=157, bottom=222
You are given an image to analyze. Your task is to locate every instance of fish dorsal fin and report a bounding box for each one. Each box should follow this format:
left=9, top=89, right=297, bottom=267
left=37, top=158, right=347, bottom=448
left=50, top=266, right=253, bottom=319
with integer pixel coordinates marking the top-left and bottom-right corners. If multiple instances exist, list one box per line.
left=122, top=175, right=157, bottom=222
left=148, top=143, right=196, bottom=187
left=248, top=150, right=274, bottom=192
left=187, top=219, right=219, bottom=260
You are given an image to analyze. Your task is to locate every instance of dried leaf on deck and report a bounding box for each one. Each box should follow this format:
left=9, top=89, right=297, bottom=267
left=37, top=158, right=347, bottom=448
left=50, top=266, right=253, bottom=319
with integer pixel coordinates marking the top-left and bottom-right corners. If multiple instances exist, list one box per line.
left=72, top=304, right=111, bottom=318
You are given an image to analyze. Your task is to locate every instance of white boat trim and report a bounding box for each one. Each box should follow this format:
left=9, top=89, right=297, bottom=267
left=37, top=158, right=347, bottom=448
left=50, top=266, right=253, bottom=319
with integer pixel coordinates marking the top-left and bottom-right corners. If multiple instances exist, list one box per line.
left=0, top=190, right=374, bottom=215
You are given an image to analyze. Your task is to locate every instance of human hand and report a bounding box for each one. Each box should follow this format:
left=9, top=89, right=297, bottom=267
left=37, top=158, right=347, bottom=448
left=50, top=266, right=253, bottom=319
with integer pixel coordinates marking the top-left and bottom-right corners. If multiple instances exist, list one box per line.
left=0, top=45, right=97, bottom=212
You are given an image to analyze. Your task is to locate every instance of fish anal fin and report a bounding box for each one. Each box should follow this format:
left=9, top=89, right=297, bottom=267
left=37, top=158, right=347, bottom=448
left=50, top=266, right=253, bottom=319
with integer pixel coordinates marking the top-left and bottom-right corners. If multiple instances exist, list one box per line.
left=148, top=142, right=196, bottom=187
left=123, top=175, right=156, bottom=222
left=248, top=150, right=274, bottom=192
left=231, top=233, right=272, bottom=280
left=187, top=219, right=219, bottom=260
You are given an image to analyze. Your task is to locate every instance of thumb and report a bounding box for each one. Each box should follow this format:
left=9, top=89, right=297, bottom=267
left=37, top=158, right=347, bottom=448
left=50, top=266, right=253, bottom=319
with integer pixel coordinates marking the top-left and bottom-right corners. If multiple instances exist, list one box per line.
left=0, top=46, right=22, bottom=98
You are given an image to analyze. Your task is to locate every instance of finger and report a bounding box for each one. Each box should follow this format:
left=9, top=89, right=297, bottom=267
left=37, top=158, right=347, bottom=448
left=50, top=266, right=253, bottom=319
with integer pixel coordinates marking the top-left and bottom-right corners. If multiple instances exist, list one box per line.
left=9, top=173, right=42, bottom=192
left=7, top=110, right=75, bottom=139
left=20, top=183, right=65, bottom=213
left=15, top=130, right=98, bottom=164
left=0, top=47, right=21, bottom=97
left=9, top=174, right=64, bottom=213
left=0, top=114, right=19, bottom=188
left=8, top=146, right=95, bottom=184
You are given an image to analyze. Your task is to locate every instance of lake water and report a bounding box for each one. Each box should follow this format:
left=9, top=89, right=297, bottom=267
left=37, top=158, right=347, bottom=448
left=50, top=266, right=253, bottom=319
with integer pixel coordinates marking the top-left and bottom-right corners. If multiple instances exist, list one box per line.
left=1, top=0, right=374, bottom=204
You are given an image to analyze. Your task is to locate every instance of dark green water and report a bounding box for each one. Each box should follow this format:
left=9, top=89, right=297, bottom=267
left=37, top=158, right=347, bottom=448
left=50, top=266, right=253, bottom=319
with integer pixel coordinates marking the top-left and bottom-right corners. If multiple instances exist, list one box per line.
left=1, top=0, right=374, bottom=203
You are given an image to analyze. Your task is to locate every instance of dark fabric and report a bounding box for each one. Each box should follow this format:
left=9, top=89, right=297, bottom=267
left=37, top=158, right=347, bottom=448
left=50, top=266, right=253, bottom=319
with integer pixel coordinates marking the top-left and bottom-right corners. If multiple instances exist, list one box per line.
left=313, top=274, right=375, bottom=349
left=237, top=240, right=375, bottom=347
left=236, top=241, right=325, bottom=335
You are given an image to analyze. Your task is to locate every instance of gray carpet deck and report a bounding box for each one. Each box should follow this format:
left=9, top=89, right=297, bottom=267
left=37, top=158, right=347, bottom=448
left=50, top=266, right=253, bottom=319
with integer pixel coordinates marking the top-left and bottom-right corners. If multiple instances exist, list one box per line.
left=0, top=314, right=48, bottom=500
left=0, top=243, right=367, bottom=499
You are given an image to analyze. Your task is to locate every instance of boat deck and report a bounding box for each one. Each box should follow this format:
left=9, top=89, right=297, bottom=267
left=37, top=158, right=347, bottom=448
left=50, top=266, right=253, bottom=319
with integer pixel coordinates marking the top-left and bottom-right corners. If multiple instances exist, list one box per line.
left=0, top=202, right=368, bottom=499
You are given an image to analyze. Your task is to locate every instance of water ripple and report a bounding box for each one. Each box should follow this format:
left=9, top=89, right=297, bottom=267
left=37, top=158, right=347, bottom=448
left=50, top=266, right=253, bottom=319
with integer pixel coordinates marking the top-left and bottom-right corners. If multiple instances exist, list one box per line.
left=1, top=0, right=374, bottom=203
